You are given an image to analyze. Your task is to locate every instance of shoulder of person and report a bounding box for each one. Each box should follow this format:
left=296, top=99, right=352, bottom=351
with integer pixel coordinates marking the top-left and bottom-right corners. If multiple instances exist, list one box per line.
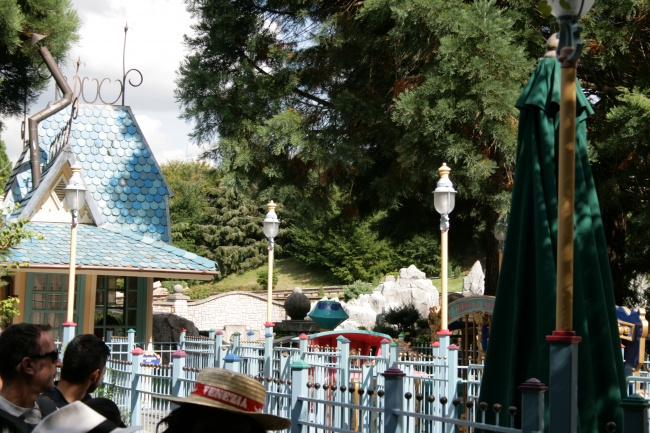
left=35, top=398, right=56, bottom=418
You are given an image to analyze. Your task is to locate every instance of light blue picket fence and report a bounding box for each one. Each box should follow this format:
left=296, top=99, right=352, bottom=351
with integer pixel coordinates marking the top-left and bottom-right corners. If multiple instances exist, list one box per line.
left=97, top=327, right=640, bottom=433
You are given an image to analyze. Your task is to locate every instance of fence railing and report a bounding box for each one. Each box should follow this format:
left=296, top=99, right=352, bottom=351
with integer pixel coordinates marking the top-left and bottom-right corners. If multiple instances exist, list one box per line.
left=97, top=326, right=641, bottom=433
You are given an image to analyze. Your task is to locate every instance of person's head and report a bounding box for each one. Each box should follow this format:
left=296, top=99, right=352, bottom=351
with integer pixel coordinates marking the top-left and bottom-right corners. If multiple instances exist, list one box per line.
left=159, top=368, right=291, bottom=433
left=60, top=334, right=110, bottom=393
left=0, top=323, right=60, bottom=392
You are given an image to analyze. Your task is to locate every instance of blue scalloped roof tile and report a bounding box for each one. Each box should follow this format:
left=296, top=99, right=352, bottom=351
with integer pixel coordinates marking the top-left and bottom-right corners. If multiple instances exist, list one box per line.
left=6, top=104, right=173, bottom=244
left=7, top=223, right=217, bottom=273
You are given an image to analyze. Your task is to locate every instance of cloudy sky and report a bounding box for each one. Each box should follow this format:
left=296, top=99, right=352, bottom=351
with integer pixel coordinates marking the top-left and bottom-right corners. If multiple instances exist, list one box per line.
left=2, top=0, right=201, bottom=165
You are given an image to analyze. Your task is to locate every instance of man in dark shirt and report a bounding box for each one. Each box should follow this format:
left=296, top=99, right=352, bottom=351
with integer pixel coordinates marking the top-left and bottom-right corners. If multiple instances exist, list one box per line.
left=40, top=334, right=110, bottom=408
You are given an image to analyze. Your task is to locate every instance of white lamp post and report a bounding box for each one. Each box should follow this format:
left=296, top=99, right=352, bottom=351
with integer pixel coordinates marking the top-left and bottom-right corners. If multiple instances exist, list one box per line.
left=494, top=216, right=507, bottom=272
left=433, top=163, right=456, bottom=333
left=62, top=163, right=86, bottom=344
left=263, top=201, right=280, bottom=323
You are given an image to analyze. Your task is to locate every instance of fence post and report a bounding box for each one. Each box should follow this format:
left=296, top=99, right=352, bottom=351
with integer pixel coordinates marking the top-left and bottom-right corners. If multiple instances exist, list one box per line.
left=620, top=393, right=650, bottom=433
left=215, top=330, right=224, bottom=368
left=224, top=352, right=242, bottom=373
left=171, top=349, right=188, bottom=397
left=208, top=329, right=215, bottom=340
left=389, top=341, right=399, bottom=366
left=446, top=344, right=459, bottom=429
left=233, top=332, right=241, bottom=352
left=382, top=365, right=406, bottom=433
left=290, top=358, right=311, bottom=433
left=179, top=328, right=187, bottom=351
left=381, top=338, right=390, bottom=360
left=106, top=329, right=113, bottom=342
left=264, top=323, right=274, bottom=385
left=518, top=378, right=547, bottom=433
left=130, top=347, right=144, bottom=427
left=298, top=334, right=308, bottom=359
left=247, top=330, right=255, bottom=342
left=127, top=329, right=136, bottom=363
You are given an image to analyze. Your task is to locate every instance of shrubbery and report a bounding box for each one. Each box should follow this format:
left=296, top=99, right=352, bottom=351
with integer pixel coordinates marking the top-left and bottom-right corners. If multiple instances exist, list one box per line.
left=373, top=303, right=429, bottom=343
left=344, top=280, right=374, bottom=301
left=257, top=269, right=279, bottom=288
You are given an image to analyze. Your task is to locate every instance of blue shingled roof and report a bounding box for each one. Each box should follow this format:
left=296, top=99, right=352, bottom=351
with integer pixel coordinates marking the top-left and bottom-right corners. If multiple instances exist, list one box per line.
left=7, top=223, right=217, bottom=272
left=5, top=104, right=173, bottom=243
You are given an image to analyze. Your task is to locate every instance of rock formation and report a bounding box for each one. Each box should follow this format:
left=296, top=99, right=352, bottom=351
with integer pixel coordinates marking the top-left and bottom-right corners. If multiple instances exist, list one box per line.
left=462, top=261, right=485, bottom=297
left=324, top=265, right=440, bottom=330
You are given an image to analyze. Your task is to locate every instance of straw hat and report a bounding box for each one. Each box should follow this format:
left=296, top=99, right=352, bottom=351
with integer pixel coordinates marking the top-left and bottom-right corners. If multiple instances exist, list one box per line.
left=33, top=401, right=141, bottom=433
left=160, top=368, right=291, bottom=431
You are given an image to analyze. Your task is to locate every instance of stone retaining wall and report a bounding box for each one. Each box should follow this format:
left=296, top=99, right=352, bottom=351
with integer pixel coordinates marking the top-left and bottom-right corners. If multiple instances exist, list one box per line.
left=152, top=291, right=287, bottom=340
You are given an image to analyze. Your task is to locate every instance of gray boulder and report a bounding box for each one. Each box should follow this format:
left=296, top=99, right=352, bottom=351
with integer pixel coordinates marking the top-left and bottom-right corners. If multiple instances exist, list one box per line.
left=462, top=261, right=485, bottom=296
left=153, top=313, right=199, bottom=343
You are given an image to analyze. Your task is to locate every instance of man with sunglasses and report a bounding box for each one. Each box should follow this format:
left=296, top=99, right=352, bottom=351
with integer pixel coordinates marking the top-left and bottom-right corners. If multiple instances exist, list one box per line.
left=40, top=334, right=110, bottom=407
left=0, top=323, right=59, bottom=432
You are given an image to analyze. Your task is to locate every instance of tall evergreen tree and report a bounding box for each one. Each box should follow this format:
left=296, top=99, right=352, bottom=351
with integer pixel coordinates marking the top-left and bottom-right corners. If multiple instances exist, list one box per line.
left=0, top=0, right=80, bottom=126
left=176, top=0, right=532, bottom=291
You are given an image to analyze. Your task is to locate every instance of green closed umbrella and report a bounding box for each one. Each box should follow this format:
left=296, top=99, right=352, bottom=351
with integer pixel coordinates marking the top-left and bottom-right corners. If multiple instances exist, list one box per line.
left=478, top=56, right=625, bottom=432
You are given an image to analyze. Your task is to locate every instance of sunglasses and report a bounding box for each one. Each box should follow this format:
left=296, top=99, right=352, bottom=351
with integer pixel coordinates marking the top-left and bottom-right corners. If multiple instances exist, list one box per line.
left=23, top=349, right=60, bottom=364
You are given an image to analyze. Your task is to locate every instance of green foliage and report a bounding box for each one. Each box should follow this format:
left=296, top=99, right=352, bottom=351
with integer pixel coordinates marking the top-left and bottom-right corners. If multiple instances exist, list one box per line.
left=161, top=280, right=186, bottom=291
left=185, top=285, right=218, bottom=300
left=256, top=269, right=278, bottom=289
left=344, top=280, right=374, bottom=301
left=0, top=140, right=11, bottom=187
left=373, top=303, right=428, bottom=343
left=0, top=296, right=19, bottom=329
left=0, top=0, right=80, bottom=124
left=394, top=233, right=441, bottom=277
left=290, top=210, right=396, bottom=284
left=318, top=286, right=325, bottom=297
left=454, top=265, right=463, bottom=279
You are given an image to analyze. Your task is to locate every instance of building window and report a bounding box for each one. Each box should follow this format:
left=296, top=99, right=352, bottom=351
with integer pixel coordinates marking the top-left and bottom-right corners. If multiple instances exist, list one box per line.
left=94, top=276, right=140, bottom=339
left=27, top=273, right=83, bottom=341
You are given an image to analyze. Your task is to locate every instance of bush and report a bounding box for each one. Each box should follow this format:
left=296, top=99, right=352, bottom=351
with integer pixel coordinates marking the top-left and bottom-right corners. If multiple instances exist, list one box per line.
left=318, top=287, right=325, bottom=297
left=185, top=285, right=217, bottom=300
left=454, top=265, right=462, bottom=278
left=257, top=269, right=279, bottom=288
left=373, top=303, right=428, bottom=343
left=344, top=280, right=374, bottom=301
left=162, top=280, right=186, bottom=291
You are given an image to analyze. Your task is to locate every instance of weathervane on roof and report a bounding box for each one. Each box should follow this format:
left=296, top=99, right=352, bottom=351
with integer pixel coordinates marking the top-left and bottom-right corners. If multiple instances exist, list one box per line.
left=55, top=23, right=143, bottom=106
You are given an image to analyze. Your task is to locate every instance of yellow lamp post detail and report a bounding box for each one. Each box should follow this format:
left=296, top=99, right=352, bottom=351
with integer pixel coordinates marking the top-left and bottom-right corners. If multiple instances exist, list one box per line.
left=263, top=201, right=280, bottom=324
left=433, top=163, right=456, bottom=332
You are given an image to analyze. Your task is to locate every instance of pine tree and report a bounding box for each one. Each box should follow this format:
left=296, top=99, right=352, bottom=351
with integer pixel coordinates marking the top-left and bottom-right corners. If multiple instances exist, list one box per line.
left=0, top=0, right=80, bottom=125
left=0, top=140, right=12, bottom=188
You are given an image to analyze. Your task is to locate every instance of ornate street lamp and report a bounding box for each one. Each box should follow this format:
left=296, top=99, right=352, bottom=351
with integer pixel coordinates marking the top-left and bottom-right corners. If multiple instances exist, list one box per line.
left=263, top=201, right=280, bottom=323
left=494, top=216, right=507, bottom=272
left=63, top=163, right=86, bottom=344
left=433, top=163, right=456, bottom=334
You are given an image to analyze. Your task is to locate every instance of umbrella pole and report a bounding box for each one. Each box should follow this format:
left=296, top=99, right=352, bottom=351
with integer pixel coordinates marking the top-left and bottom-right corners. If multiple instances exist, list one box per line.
left=556, top=47, right=577, bottom=333
left=546, top=45, right=583, bottom=433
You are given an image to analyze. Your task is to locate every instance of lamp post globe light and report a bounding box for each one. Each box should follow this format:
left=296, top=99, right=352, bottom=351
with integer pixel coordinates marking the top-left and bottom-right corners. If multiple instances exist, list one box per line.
left=263, top=201, right=280, bottom=323
left=433, top=163, right=456, bottom=334
left=494, top=216, right=507, bottom=272
left=63, top=163, right=86, bottom=344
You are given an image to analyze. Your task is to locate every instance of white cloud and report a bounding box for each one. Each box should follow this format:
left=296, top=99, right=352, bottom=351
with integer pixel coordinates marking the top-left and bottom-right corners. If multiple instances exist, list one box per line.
left=1, top=0, right=203, bottom=167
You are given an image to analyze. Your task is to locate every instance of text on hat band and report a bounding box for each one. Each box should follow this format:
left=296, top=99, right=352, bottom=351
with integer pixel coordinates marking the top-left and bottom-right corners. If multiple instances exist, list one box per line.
left=191, top=383, right=264, bottom=413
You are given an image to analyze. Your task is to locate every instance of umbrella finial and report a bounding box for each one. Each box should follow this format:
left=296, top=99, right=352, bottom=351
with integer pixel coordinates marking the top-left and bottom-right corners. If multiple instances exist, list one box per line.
left=438, top=163, right=451, bottom=179
left=545, top=33, right=559, bottom=58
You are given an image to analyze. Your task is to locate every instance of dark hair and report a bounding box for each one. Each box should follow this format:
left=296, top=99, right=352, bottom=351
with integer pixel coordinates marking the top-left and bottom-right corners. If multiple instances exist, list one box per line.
left=60, top=334, right=110, bottom=384
left=84, top=398, right=126, bottom=427
left=0, top=323, right=52, bottom=381
left=157, top=405, right=267, bottom=433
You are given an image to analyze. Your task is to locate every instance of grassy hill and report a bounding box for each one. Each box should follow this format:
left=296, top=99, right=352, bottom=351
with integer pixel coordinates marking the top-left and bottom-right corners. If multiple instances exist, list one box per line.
left=184, top=257, right=466, bottom=299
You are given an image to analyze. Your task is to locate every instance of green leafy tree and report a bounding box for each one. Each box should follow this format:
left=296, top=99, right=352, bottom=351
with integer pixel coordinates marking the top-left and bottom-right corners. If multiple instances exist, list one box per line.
left=256, top=269, right=278, bottom=289
left=176, top=0, right=532, bottom=294
left=162, top=160, right=220, bottom=253
left=343, top=280, right=374, bottom=301
left=0, top=0, right=80, bottom=125
left=0, top=140, right=11, bottom=187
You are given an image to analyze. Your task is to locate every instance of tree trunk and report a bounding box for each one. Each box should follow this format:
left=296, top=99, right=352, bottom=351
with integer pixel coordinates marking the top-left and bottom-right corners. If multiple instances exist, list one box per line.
left=484, top=212, right=499, bottom=296
left=602, top=210, right=627, bottom=305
